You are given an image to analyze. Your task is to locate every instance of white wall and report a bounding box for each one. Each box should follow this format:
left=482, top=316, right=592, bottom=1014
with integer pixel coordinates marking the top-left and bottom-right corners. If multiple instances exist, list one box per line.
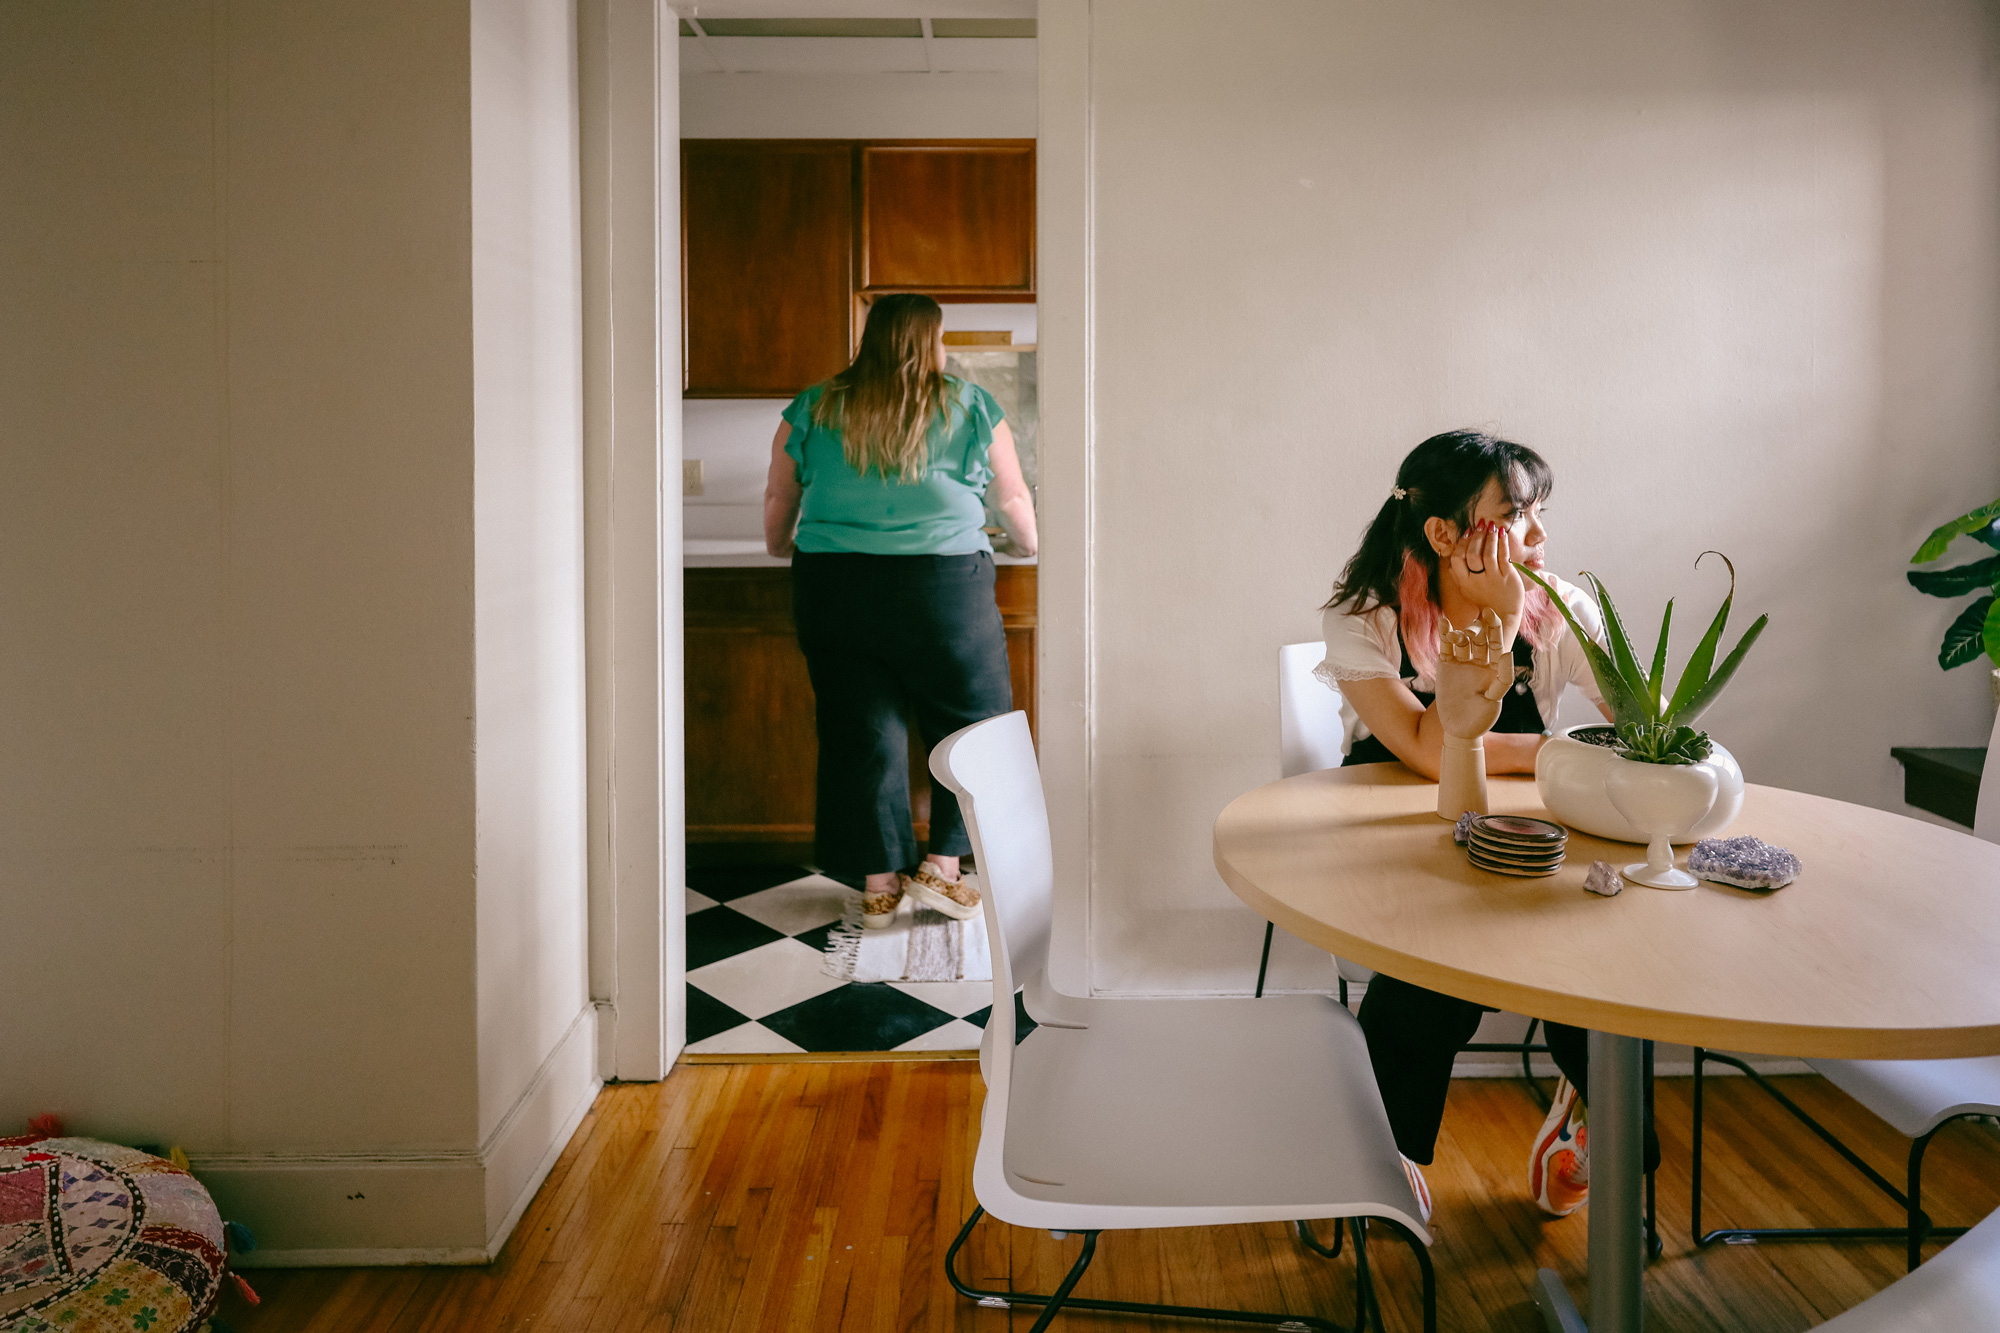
left=1039, top=0, right=2000, bottom=995
left=0, top=0, right=598, bottom=1263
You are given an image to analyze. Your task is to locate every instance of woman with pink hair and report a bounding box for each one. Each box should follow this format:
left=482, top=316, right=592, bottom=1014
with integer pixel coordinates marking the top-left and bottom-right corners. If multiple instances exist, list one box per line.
left=1317, top=429, right=1652, bottom=1222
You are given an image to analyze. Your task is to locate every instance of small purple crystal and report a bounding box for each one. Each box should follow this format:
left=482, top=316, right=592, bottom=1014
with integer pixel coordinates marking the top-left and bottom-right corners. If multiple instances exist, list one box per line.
left=1453, top=810, right=1478, bottom=844
left=1688, top=835, right=1801, bottom=890
left=1583, top=861, right=1624, bottom=896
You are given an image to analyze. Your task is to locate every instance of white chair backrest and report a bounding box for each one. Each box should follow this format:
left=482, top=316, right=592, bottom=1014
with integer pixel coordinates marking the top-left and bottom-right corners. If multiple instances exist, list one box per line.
left=928, top=711, right=1053, bottom=1026
left=1976, top=705, right=2000, bottom=844
left=1278, top=642, right=1346, bottom=777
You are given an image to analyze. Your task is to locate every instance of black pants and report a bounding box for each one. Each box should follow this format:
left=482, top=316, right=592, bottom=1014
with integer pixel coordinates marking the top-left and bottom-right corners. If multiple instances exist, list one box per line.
left=1358, top=974, right=1659, bottom=1171
left=792, top=551, right=1014, bottom=878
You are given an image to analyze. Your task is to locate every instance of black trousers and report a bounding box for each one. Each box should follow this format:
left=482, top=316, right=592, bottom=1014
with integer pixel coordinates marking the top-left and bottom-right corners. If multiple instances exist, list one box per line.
left=1358, top=974, right=1659, bottom=1171
left=791, top=551, right=1014, bottom=878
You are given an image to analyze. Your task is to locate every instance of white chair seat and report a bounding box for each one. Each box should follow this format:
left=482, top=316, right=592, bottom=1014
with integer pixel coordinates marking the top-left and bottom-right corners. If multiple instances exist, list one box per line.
left=993, top=992, right=1422, bottom=1231
left=1807, top=1056, right=2000, bottom=1140
left=1818, top=1207, right=2000, bottom=1329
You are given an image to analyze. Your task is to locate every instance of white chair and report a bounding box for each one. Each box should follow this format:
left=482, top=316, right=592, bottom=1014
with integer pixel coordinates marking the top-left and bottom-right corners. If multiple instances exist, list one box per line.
left=1692, top=708, right=2000, bottom=1271
left=1265, top=643, right=1553, bottom=1090
left=930, top=711, right=1435, bottom=1333
left=1814, top=1204, right=2000, bottom=1329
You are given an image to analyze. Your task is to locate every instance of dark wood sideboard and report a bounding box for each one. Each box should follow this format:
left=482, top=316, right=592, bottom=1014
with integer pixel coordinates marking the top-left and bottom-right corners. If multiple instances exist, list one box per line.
left=685, top=563, right=1037, bottom=861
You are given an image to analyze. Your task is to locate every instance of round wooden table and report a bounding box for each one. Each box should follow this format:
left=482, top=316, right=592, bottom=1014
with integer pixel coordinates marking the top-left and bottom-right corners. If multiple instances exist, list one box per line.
left=1212, top=764, right=2000, bottom=1333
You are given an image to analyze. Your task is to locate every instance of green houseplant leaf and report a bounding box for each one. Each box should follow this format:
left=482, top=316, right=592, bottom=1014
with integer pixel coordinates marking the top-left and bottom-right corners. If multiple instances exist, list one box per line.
left=1518, top=555, right=1768, bottom=752
left=1582, top=572, right=1658, bottom=723
left=1913, top=496, right=2000, bottom=564
left=1663, top=551, right=1735, bottom=723
left=1515, top=564, right=1652, bottom=727
left=1647, top=600, right=1673, bottom=717
left=1907, top=554, right=2000, bottom=598
left=1940, top=595, right=1996, bottom=669
left=1985, top=596, right=2000, bottom=668
left=1672, top=612, right=1770, bottom=728
left=1976, top=518, right=2000, bottom=552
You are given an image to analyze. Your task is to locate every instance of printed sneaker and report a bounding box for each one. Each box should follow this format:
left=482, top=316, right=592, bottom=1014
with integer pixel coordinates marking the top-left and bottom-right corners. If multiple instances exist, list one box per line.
left=1400, top=1155, right=1433, bottom=1225
left=901, top=863, right=982, bottom=921
left=862, top=883, right=904, bottom=930
left=1528, top=1076, right=1589, bottom=1217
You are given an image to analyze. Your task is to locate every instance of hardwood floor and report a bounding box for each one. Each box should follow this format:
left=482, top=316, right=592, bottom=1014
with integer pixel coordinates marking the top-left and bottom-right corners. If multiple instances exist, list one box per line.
left=233, top=1064, right=2000, bottom=1331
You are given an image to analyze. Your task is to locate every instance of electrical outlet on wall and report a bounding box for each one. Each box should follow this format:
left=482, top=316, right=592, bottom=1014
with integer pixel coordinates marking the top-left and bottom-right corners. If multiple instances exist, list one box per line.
left=683, top=459, right=704, bottom=497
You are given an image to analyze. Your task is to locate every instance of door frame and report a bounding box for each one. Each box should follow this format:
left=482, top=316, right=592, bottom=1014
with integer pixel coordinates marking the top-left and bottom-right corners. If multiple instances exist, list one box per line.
left=580, top=0, right=682, bottom=1080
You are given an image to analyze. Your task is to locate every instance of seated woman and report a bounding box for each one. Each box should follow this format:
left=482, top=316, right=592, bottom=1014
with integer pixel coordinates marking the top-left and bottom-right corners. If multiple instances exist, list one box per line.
left=1318, top=428, right=1655, bottom=1218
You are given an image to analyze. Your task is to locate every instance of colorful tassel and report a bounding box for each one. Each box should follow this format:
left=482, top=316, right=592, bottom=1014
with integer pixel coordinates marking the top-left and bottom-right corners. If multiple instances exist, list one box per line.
left=26, top=1113, right=64, bottom=1138
left=223, top=1220, right=257, bottom=1253
left=230, top=1272, right=260, bottom=1306
left=169, top=1146, right=192, bottom=1173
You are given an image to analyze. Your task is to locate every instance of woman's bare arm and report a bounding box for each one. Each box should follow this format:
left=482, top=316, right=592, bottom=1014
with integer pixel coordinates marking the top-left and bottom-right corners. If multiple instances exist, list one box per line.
left=763, top=423, right=804, bottom=557
left=985, top=421, right=1037, bottom=557
left=1341, top=675, right=1545, bottom=779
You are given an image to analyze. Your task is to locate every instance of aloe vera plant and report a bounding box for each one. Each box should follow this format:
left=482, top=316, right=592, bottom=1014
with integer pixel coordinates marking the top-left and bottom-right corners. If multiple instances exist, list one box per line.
left=1907, top=495, right=2000, bottom=670
left=1515, top=553, right=1769, bottom=765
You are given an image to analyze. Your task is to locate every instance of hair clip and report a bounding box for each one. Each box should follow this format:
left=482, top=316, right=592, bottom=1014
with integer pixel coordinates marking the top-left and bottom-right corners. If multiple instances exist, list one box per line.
left=1390, top=486, right=1408, bottom=501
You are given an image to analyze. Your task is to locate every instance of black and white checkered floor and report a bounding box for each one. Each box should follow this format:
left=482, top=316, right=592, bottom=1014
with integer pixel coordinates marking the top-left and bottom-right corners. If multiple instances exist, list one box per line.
left=685, top=863, right=1032, bottom=1055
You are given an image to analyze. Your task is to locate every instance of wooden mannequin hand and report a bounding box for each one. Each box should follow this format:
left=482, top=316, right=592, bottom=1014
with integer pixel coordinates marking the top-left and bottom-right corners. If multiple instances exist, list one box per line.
left=1434, top=607, right=1515, bottom=742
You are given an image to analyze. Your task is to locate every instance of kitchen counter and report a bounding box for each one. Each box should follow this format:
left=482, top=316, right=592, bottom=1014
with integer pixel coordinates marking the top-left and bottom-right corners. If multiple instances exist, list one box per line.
left=683, top=538, right=1037, bottom=568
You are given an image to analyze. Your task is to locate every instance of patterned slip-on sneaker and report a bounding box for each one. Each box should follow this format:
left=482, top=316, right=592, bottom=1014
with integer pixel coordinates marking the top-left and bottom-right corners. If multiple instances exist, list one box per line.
left=862, top=885, right=904, bottom=930
left=1401, top=1155, right=1434, bottom=1225
left=901, top=864, right=982, bottom=921
left=1528, top=1075, right=1589, bottom=1217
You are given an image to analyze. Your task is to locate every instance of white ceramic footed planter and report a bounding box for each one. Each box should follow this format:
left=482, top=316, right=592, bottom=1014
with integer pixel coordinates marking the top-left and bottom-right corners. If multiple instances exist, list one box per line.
left=1604, top=754, right=1718, bottom=889
left=1535, top=725, right=1743, bottom=845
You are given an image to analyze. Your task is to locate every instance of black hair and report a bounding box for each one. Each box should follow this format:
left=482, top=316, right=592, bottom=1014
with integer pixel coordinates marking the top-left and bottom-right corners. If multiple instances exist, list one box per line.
left=1325, top=429, right=1554, bottom=613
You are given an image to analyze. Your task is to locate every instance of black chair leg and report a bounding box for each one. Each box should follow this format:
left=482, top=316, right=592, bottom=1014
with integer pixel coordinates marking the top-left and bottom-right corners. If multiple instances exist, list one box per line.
left=946, top=1205, right=1353, bottom=1331
left=1688, top=1048, right=1970, bottom=1257
left=1256, top=920, right=1275, bottom=998
left=1295, top=1217, right=1344, bottom=1258
left=1909, top=1127, right=1941, bottom=1272
left=1027, top=1230, right=1100, bottom=1333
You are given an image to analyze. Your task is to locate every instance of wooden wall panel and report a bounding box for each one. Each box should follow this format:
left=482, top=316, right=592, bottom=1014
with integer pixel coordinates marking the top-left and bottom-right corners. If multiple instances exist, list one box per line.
left=685, top=565, right=1036, bottom=849
left=860, top=143, right=1035, bottom=295
left=683, top=141, right=853, bottom=397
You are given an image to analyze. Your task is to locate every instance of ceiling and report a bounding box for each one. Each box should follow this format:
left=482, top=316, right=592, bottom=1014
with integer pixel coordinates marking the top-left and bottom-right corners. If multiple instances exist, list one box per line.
left=677, top=3, right=1035, bottom=74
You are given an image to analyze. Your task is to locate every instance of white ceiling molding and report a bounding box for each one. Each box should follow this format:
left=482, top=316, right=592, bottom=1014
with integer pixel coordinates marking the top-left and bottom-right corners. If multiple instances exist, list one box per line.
left=678, top=34, right=1033, bottom=74
left=674, top=0, right=1032, bottom=19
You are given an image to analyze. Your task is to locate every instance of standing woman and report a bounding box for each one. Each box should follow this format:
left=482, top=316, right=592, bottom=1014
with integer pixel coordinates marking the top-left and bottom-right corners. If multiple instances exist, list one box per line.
left=764, top=294, right=1038, bottom=928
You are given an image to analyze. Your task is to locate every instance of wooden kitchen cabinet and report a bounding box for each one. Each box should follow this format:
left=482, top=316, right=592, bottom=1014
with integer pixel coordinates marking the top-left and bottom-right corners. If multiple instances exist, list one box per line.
left=685, top=564, right=1037, bottom=856
left=682, top=141, right=854, bottom=397
left=860, top=142, right=1036, bottom=297
left=681, top=139, right=1035, bottom=398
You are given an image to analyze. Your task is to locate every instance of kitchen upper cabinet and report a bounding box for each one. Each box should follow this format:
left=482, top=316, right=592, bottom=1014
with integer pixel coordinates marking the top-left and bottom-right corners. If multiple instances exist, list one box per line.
left=682, top=141, right=854, bottom=398
left=681, top=139, right=1035, bottom=398
left=860, top=143, right=1035, bottom=297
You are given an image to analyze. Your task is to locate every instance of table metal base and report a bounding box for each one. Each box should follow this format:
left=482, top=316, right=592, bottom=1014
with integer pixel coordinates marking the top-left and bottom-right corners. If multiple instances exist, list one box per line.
left=1533, top=1031, right=1646, bottom=1333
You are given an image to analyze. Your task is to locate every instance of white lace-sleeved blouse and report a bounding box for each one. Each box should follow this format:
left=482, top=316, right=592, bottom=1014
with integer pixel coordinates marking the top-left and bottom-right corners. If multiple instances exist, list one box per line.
left=1314, top=572, right=1608, bottom=750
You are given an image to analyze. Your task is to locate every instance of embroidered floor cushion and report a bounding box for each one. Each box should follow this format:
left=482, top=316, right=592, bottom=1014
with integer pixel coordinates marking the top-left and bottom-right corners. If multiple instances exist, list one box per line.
left=0, top=1137, right=225, bottom=1333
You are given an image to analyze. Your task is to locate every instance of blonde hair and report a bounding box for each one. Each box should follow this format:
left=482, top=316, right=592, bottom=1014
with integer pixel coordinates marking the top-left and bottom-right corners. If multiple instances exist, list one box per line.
left=813, top=294, right=954, bottom=482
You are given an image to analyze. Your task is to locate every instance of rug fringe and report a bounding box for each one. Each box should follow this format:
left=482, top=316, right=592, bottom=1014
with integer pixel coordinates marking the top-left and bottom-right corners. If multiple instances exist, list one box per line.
left=820, top=895, right=866, bottom=980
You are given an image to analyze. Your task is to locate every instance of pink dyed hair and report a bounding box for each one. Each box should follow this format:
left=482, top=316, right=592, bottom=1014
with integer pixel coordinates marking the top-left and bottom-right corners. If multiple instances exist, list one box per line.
left=1397, top=553, right=1565, bottom=685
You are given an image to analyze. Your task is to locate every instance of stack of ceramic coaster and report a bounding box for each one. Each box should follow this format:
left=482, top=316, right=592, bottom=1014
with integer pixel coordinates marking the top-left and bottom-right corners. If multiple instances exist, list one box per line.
left=1466, top=814, right=1568, bottom=877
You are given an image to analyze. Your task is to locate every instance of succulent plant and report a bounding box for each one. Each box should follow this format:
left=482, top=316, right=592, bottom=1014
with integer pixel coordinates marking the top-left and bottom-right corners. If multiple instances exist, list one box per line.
left=1907, top=495, right=2000, bottom=670
left=1515, top=553, right=1769, bottom=766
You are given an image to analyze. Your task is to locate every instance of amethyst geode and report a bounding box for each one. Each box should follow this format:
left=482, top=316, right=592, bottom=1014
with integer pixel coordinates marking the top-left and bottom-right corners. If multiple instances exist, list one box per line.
left=1688, top=835, right=1802, bottom=890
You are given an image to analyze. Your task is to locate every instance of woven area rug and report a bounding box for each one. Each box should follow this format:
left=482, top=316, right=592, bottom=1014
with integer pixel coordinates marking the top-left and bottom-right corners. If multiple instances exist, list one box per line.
left=821, top=882, right=991, bottom=983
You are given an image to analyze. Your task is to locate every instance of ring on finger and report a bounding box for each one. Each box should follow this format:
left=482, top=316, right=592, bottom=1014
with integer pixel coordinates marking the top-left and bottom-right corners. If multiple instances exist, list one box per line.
left=1465, top=561, right=1486, bottom=574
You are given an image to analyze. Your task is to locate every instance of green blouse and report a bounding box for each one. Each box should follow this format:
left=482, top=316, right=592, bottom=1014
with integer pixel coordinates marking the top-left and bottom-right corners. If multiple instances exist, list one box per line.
left=781, top=377, right=1004, bottom=556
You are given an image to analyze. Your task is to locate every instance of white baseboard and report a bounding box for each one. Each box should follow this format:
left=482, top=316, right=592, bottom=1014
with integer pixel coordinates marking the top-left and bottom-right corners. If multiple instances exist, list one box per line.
left=199, top=1005, right=602, bottom=1268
